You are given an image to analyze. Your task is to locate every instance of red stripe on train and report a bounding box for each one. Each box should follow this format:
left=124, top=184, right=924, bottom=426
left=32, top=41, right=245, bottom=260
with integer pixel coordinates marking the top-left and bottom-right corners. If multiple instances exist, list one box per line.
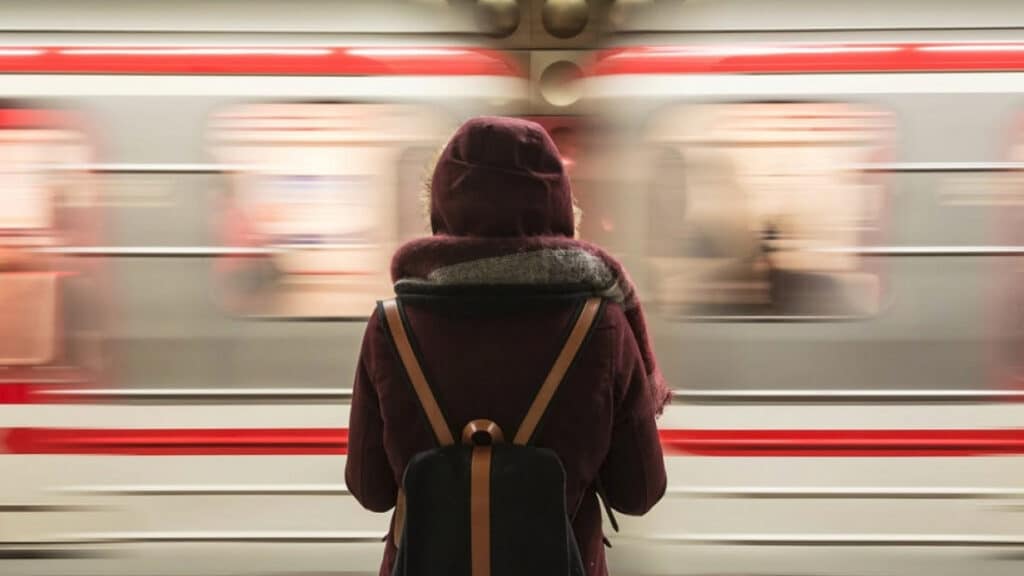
left=3, top=427, right=1023, bottom=457
left=0, top=384, right=46, bottom=404
left=0, top=47, right=522, bottom=77
left=659, top=429, right=1024, bottom=457
left=2, top=428, right=348, bottom=455
left=0, top=376, right=90, bottom=404
left=591, top=43, right=1024, bottom=76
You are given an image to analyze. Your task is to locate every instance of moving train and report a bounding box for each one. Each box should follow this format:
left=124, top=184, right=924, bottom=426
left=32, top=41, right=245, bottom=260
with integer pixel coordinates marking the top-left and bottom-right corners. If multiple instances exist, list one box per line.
left=0, top=1, right=1022, bottom=575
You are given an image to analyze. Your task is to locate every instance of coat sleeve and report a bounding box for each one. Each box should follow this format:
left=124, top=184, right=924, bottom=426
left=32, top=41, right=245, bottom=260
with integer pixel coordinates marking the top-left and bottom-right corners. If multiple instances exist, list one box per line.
left=597, top=311, right=668, bottom=516
left=345, top=309, right=399, bottom=513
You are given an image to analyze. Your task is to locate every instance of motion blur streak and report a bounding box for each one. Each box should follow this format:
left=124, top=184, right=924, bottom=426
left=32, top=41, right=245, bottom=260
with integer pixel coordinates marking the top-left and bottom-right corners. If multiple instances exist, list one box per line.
left=5, top=427, right=1024, bottom=457
left=0, top=1, right=1022, bottom=575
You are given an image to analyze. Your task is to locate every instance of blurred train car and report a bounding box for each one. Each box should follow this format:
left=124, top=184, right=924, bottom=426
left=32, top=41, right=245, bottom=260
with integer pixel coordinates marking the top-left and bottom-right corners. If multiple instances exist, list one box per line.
left=584, top=1, right=1024, bottom=574
left=0, top=1, right=527, bottom=575
left=1, top=1, right=1023, bottom=576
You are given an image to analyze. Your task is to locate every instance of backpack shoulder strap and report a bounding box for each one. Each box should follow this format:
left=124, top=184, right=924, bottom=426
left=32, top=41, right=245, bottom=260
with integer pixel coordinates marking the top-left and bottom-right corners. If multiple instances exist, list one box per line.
left=513, top=297, right=603, bottom=446
left=381, top=299, right=455, bottom=447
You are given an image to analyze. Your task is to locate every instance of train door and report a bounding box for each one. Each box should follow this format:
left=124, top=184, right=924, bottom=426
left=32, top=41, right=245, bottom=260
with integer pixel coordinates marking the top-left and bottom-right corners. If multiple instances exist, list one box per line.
left=210, top=103, right=452, bottom=318
left=643, top=102, right=891, bottom=317
left=0, top=107, right=102, bottom=393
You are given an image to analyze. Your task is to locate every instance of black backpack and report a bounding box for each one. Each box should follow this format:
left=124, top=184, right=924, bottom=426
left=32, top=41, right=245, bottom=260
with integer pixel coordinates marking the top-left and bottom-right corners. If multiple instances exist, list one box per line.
left=381, top=296, right=603, bottom=576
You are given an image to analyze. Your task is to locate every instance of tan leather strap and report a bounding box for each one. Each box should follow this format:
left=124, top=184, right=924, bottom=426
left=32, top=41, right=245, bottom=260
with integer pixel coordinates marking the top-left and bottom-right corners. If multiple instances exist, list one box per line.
left=382, top=299, right=455, bottom=446
left=513, top=297, right=602, bottom=445
left=463, top=421, right=502, bottom=576
left=384, top=296, right=601, bottom=553
left=469, top=445, right=493, bottom=576
left=383, top=299, right=455, bottom=550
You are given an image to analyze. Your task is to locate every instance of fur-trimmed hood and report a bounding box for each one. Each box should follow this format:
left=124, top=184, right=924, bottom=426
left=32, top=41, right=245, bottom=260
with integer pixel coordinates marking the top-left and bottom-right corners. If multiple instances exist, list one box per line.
left=394, top=116, right=671, bottom=414
left=392, top=235, right=672, bottom=414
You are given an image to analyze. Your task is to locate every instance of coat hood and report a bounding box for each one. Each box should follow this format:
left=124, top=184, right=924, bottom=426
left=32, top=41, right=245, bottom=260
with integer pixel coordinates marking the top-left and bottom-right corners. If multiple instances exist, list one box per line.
left=429, top=116, right=575, bottom=238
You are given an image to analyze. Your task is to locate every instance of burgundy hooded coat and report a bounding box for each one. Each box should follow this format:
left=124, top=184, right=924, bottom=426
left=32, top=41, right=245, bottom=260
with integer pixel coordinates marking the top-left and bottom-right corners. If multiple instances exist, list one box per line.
left=345, top=117, right=668, bottom=576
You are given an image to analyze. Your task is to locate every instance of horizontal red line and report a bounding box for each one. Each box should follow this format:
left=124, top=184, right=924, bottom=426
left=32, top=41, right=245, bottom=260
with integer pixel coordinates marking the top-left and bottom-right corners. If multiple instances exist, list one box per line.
left=591, top=43, right=1024, bottom=76
left=2, top=428, right=348, bottom=455
left=0, top=384, right=40, bottom=404
left=3, top=427, right=1023, bottom=457
left=0, top=47, right=521, bottom=77
left=0, top=378, right=90, bottom=404
left=659, top=429, right=1024, bottom=457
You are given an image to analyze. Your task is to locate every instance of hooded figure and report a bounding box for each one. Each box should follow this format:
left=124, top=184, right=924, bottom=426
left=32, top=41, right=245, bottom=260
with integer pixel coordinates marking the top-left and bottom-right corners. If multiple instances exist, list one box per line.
left=346, top=116, right=669, bottom=576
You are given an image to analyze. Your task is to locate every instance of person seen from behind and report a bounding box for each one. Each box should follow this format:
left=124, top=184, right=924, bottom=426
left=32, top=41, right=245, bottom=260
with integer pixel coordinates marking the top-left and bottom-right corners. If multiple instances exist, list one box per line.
left=346, top=116, right=670, bottom=576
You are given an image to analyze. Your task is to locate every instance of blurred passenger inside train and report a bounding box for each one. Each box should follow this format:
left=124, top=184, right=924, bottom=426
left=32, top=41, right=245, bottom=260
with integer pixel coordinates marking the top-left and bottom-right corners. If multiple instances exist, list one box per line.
left=345, top=116, right=670, bottom=576
left=645, top=110, right=886, bottom=319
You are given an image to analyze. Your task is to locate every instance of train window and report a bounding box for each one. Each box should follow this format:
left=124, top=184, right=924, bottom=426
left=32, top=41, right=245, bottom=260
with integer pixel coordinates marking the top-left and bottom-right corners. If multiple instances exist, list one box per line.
left=644, top=103, right=892, bottom=318
left=209, top=103, right=451, bottom=318
left=0, top=108, right=98, bottom=369
left=0, top=116, right=81, bottom=233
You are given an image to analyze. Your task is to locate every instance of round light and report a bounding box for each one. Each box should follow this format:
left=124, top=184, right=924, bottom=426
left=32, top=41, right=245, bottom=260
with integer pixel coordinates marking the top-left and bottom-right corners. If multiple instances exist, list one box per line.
left=542, top=0, right=590, bottom=39
left=475, top=0, right=522, bottom=38
left=539, top=60, right=583, bottom=107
